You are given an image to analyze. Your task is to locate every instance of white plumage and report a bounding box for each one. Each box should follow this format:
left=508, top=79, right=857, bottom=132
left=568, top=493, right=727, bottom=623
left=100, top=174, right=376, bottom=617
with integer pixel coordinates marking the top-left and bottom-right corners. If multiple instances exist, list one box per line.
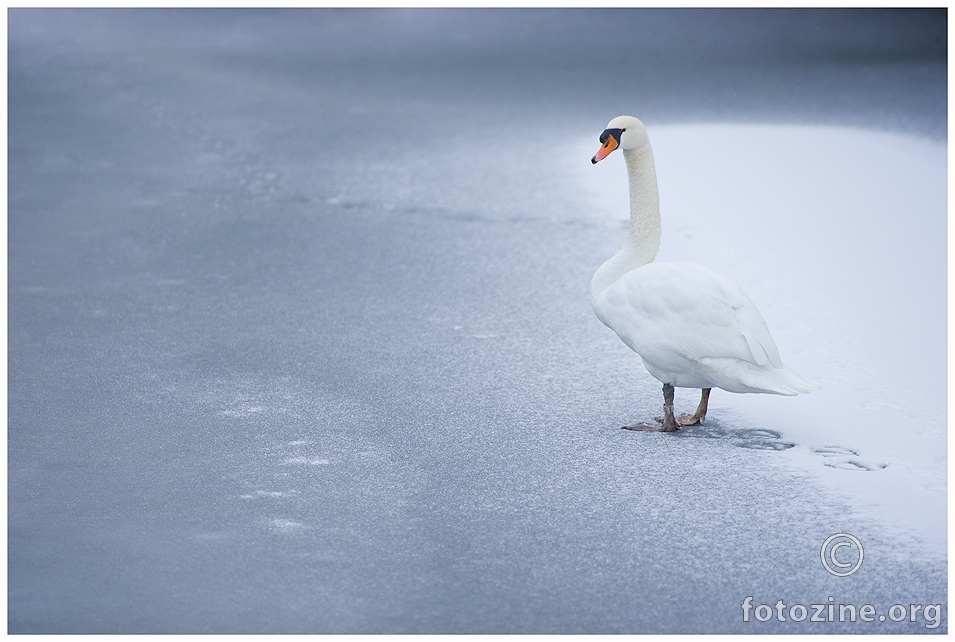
left=590, top=116, right=814, bottom=431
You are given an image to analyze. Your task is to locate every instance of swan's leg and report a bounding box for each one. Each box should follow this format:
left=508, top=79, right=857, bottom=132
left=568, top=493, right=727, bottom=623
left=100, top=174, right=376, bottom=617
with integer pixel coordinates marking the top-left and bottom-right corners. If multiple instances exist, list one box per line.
left=697, top=387, right=711, bottom=422
left=660, top=383, right=680, bottom=431
left=678, top=388, right=712, bottom=426
left=621, top=383, right=681, bottom=432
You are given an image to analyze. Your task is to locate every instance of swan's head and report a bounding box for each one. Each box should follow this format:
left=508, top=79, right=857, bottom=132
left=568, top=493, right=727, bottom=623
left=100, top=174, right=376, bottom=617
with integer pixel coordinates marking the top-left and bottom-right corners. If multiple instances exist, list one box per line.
left=591, top=115, right=649, bottom=164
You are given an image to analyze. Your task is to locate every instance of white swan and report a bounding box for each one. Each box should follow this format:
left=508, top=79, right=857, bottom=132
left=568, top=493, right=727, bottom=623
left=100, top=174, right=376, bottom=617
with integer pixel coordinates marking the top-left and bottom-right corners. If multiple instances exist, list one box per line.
left=590, top=115, right=815, bottom=432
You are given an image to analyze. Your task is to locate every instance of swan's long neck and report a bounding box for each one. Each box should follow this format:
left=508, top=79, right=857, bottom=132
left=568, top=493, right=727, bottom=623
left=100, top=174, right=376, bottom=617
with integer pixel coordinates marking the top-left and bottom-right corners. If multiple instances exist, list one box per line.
left=590, top=143, right=661, bottom=304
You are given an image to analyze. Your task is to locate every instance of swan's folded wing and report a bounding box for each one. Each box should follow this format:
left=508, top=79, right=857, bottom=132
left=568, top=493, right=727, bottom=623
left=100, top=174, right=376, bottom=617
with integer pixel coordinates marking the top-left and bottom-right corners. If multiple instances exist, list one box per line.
left=733, top=292, right=782, bottom=368
left=607, top=261, right=782, bottom=368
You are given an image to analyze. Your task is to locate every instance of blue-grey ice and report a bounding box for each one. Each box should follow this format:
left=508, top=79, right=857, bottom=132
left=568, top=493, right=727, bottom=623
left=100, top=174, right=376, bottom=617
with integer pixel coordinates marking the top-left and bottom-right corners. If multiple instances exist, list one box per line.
left=8, top=8, right=947, bottom=634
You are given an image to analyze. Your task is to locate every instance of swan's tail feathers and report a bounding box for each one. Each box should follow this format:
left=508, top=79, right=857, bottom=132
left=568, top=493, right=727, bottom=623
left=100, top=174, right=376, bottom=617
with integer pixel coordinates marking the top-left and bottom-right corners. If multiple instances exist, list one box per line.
left=772, top=366, right=819, bottom=395
left=699, top=357, right=819, bottom=395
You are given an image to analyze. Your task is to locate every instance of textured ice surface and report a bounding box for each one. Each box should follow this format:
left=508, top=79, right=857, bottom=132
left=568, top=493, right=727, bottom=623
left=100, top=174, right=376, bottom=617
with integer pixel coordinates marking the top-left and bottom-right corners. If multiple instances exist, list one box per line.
left=8, top=8, right=947, bottom=634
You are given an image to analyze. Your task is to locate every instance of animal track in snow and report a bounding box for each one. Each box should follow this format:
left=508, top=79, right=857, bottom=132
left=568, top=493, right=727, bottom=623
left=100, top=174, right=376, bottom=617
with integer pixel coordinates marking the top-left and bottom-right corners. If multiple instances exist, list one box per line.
left=812, top=446, right=886, bottom=471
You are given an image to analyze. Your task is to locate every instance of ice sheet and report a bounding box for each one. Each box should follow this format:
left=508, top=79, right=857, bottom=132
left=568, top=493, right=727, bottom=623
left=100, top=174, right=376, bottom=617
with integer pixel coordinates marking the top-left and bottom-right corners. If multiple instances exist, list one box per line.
left=8, top=8, right=947, bottom=634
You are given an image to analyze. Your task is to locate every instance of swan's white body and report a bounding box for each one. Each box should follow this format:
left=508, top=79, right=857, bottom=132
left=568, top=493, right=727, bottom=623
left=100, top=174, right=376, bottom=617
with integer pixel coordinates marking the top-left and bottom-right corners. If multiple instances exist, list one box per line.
left=590, top=116, right=814, bottom=401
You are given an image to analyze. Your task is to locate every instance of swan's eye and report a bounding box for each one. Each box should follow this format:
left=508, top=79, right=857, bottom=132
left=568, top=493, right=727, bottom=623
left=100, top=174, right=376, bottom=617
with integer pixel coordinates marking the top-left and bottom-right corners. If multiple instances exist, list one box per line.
left=599, top=127, right=625, bottom=147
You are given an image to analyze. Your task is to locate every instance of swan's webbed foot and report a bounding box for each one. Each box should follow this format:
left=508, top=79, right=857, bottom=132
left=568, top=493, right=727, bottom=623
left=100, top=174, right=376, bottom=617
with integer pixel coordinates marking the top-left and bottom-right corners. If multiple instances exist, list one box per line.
left=652, top=415, right=689, bottom=429
left=660, top=413, right=681, bottom=432
left=623, top=383, right=704, bottom=433
left=630, top=409, right=681, bottom=433
left=622, top=420, right=680, bottom=432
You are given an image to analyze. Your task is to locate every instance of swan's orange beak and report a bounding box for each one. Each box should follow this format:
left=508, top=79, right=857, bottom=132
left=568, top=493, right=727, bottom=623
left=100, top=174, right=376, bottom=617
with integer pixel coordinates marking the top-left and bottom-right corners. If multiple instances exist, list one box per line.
left=591, top=135, right=619, bottom=164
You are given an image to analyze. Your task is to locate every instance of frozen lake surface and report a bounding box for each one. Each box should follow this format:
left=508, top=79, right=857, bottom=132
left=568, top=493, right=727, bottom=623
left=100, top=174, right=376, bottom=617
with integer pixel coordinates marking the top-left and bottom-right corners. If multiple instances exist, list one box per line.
left=8, top=9, right=947, bottom=633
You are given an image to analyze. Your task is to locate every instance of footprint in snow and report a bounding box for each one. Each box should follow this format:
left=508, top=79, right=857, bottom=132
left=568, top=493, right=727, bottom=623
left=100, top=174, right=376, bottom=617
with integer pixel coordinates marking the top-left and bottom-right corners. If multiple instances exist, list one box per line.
left=812, top=446, right=886, bottom=471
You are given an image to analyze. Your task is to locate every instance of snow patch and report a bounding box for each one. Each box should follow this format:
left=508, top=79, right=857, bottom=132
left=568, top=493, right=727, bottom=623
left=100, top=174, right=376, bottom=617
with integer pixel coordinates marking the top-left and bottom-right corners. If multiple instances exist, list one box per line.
left=282, top=457, right=330, bottom=466
left=268, top=519, right=307, bottom=533
left=584, top=124, right=946, bottom=560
